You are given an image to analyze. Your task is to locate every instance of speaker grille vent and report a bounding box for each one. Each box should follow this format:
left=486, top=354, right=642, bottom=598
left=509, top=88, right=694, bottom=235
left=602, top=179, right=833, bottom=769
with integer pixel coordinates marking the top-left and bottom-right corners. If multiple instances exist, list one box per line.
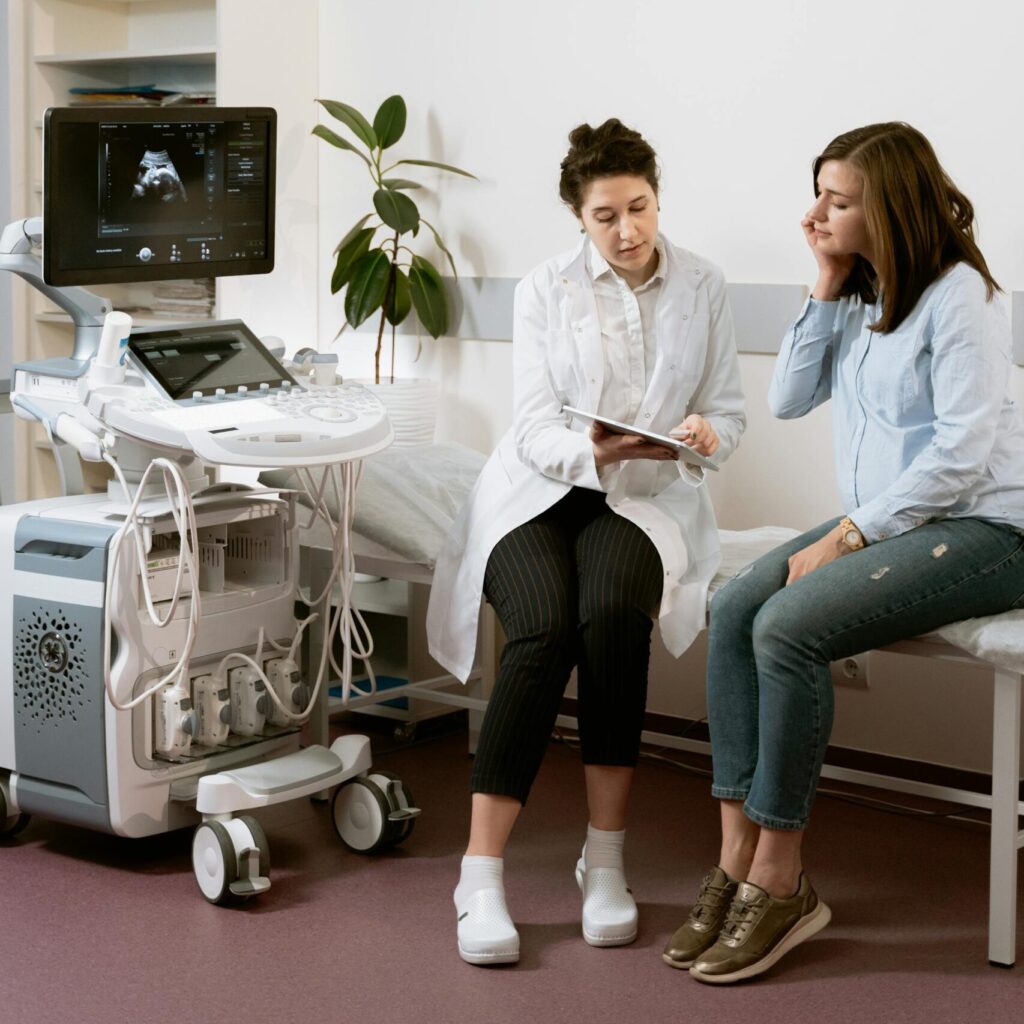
left=14, top=608, right=93, bottom=734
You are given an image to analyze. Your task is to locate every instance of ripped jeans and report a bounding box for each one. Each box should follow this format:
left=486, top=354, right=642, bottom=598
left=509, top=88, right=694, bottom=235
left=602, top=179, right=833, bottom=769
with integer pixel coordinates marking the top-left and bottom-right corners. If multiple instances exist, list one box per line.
left=706, top=516, right=1024, bottom=830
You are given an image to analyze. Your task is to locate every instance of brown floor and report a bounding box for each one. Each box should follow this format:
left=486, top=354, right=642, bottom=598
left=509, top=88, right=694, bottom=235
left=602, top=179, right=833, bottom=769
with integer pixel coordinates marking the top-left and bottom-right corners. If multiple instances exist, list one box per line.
left=2, top=716, right=1021, bottom=1024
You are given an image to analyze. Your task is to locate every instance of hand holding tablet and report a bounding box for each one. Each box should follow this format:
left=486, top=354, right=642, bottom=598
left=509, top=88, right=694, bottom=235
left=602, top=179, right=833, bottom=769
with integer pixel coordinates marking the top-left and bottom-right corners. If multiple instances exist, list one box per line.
left=563, top=406, right=719, bottom=471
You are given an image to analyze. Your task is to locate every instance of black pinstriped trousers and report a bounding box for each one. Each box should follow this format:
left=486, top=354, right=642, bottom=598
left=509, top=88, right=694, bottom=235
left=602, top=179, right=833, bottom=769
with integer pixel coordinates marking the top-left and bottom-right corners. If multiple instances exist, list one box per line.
left=471, top=486, right=664, bottom=804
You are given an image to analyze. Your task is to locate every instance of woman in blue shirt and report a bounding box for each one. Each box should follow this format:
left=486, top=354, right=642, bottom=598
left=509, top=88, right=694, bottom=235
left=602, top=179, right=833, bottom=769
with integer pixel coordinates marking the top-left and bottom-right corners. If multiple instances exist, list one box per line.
left=664, top=122, right=1024, bottom=984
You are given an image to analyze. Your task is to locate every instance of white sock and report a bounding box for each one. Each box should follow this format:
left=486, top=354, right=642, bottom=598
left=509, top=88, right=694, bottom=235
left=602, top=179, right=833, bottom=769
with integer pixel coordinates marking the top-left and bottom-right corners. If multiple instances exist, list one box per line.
left=454, top=854, right=505, bottom=907
left=583, top=824, right=626, bottom=870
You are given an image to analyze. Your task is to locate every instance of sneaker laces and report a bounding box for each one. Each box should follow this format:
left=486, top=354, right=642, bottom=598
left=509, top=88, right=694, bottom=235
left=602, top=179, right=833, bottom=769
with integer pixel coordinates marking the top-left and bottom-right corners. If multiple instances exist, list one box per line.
left=687, top=872, right=736, bottom=926
left=720, top=892, right=766, bottom=940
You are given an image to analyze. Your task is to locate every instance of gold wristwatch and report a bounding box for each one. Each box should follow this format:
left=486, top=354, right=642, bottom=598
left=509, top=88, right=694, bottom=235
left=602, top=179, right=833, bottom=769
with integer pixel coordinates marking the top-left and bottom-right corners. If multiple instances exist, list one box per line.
left=838, top=516, right=866, bottom=552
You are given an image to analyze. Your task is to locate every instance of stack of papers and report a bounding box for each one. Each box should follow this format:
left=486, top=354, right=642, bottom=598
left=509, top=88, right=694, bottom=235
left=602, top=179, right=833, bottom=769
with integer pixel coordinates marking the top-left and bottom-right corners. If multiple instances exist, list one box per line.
left=68, top=84, right=216, bottom=106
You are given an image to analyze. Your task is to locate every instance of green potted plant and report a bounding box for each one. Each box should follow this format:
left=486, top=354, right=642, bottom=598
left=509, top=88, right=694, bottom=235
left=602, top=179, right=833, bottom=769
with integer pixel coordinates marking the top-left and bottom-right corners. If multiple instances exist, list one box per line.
left=313, top=95, right=476, bottom=399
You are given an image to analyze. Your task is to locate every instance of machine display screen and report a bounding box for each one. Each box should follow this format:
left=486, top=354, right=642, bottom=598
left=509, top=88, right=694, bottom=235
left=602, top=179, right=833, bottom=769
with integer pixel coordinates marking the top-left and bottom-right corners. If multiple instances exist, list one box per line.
left=43, top=106, right=276, bottom=286
left=128, top=321, right=296, bottom=400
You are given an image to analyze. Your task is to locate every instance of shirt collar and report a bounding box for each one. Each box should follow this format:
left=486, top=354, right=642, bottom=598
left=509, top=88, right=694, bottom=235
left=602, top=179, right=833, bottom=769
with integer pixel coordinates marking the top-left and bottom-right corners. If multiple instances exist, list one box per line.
left=587, top=236, right=667, bottom=291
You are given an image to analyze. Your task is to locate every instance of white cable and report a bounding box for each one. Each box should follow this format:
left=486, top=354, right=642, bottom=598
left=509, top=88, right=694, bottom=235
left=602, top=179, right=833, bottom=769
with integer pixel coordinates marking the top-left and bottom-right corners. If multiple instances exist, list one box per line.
left=100, top=449, right=379, bottom=721
left=292, top=462, right=378, bottom=706
left=101, top=453, right=202, bottom=711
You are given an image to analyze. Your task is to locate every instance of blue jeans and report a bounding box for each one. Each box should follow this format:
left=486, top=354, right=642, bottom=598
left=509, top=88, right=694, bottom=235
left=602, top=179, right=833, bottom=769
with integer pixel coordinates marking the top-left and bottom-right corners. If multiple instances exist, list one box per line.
left=707, top=516, right=1024, bottom=830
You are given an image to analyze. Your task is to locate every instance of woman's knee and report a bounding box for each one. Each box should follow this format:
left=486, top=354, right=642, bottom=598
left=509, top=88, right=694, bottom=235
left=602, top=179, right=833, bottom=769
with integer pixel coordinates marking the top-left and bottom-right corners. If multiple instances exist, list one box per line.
left=750, top=589, right=821, bottom=662
left=579, top=585, right=658, bottom=633
left=709, top=568, right=766, bottom=636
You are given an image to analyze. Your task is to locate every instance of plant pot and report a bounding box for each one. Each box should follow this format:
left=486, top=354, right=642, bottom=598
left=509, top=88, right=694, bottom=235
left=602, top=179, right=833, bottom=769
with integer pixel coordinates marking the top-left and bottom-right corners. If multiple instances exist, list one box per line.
left=354, top=377, right=439, bottom=447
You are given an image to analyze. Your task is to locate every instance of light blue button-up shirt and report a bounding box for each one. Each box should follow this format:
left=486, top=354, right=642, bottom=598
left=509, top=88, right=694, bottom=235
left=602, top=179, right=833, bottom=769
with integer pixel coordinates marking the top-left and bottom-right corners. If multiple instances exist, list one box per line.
left=769, top=262, right=1024, bottom=543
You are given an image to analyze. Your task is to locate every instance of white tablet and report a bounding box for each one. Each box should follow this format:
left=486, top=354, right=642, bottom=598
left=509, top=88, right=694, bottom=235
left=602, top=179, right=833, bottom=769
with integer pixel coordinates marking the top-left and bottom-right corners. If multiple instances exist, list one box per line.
left=563, top=406, right=718, bottom=472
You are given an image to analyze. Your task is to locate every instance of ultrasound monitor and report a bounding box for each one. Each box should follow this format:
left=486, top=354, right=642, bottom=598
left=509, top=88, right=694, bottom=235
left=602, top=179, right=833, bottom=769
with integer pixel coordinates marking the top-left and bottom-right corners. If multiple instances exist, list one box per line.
left=43, top=106, right=276, bottom=286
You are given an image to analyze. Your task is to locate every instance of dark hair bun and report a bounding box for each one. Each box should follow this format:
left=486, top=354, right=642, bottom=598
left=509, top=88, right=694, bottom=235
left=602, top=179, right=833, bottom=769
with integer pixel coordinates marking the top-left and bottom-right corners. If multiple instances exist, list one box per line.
left=559, top=119, right=659, bottom=213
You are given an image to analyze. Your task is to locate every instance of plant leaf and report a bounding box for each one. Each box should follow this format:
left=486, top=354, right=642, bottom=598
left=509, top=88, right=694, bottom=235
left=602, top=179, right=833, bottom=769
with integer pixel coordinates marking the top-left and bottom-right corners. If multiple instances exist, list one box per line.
left=411, top=252, right=444, bottom=287
left=373, top=188, right=420, bottom=235
left=333, top=213, right=376, bottom=255
left=381, top=178, right=423, bottom=191
left=312, top=124, right=372, bottom=169
left=409, top=262, right=448, bottom=338
left=344, top=250, right=392, bottom=327
left=420, top=217, right=458, bottom=279
left=372, top=95, right=407, bottom=150
left=317, top=99, right=378, bottom=150
left=393, top=158, right=477, bottom=179
left=385, top=267, right=412, bottom=325
left=331, top=228, right=375, bottom=294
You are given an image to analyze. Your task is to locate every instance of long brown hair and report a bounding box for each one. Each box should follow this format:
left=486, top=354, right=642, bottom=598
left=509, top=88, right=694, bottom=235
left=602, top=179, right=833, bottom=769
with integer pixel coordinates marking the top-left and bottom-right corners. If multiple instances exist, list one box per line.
left=813, top=122, right=1000, bottom=333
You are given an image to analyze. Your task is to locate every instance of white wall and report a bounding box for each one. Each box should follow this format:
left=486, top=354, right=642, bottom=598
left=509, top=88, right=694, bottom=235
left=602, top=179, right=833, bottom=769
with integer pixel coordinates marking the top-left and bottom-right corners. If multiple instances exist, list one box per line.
left=233, top=0, right=1024, bottom=773
left=216, top=0, right=320, bottom=350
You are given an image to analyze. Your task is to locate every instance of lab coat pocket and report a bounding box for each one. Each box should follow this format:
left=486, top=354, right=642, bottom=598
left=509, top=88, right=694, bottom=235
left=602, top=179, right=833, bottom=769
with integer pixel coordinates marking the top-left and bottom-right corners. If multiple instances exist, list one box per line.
left=546, top=329, right=580, bottom=401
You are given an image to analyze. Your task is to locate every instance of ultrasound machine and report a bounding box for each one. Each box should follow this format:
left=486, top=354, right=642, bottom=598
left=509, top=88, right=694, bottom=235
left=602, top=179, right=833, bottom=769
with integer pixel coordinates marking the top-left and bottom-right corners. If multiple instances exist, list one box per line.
left=0, top=106, right=418, bottom=903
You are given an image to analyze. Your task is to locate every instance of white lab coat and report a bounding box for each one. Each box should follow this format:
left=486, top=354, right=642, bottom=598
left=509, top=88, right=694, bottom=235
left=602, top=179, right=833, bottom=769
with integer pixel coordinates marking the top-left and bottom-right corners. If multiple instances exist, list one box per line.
left=427, top=236, right=746, bottom=682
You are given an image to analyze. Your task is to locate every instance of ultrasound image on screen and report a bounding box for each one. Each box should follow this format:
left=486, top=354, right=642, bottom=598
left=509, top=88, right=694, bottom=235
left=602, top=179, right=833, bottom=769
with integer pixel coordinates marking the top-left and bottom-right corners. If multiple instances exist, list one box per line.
left=133, top=149, right=189, bottom=203
left=101, top=126, right=210, bottom=236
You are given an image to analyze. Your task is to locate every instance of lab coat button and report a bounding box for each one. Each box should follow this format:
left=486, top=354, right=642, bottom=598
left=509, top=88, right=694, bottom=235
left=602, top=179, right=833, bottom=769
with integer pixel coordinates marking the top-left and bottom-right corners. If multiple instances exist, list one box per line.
left=682, top=314, right=689, bottom=321
left=670, top=364, right=676, bottom=370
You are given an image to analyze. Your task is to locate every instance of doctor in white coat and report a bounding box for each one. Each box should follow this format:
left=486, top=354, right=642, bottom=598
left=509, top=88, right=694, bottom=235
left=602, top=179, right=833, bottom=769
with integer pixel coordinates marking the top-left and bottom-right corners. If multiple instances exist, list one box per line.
left=427, top=119, right=746, bottom=966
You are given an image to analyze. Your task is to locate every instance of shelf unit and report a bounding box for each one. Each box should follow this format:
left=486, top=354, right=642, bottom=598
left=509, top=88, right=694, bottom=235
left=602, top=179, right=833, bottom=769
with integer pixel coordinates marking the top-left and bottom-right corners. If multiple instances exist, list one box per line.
left=328, top=576, right=467, bottom=738
left=8, top=0, right=219, bottom=500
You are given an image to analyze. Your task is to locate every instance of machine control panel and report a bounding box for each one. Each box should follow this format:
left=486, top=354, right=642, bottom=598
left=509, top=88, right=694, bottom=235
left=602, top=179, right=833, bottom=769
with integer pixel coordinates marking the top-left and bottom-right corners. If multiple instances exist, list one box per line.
left=85, top=319, right=397, bottom=466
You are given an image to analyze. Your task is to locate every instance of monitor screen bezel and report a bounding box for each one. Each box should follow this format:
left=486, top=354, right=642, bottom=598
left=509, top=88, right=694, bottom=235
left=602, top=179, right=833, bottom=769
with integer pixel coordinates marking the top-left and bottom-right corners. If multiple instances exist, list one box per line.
left=127, top=319, right=298, bottom=401
left=43, top=105, right=276, bottom=286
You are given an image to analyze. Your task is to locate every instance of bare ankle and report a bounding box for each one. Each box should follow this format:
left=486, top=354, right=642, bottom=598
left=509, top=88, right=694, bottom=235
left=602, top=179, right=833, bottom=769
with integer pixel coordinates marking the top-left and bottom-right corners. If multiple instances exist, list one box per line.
left=746, top=865, right=801, bottom=900
left=719, top=841, right=756, bottom=881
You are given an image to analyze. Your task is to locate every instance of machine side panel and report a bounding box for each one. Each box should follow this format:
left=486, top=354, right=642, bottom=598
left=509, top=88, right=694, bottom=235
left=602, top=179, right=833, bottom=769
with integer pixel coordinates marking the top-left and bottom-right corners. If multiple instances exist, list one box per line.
left=13, top=597, right=109, bottom=807
left=11, top=516, right=116, bottom=812
left=15, top=776, right=110, bottom=831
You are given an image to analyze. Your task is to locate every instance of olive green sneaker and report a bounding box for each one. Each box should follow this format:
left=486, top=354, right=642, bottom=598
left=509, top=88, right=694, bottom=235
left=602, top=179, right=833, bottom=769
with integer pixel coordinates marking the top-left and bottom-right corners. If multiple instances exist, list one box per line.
left=662, top=866, right=739, bottom=969
left=689, top=873, right=830, bottom=984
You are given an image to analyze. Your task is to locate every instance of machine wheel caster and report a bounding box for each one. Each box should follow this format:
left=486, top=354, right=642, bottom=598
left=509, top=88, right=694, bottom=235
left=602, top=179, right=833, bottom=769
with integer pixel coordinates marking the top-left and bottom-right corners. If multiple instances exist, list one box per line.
left=369, top=770, right=418, bottom=845
left=193, top=821, right=237, bottom=903
left=192, top=817, right=272, bottom=904
left=332, top=777, right=391, bottom=853
left=0, top=787, right=30, bottom=839
left=332, top=773, right=421, bottom=853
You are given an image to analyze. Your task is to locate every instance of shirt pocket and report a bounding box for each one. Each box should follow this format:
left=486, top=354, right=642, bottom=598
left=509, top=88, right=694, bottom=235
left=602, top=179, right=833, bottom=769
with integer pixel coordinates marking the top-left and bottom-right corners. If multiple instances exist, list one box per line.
left=869, top=334, right=931, bottom=419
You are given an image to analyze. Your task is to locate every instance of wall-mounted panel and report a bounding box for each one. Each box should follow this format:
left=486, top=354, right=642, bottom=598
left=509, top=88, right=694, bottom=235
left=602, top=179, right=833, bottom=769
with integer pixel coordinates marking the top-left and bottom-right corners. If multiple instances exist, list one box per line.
left=354, top=277, right=809, bottom=353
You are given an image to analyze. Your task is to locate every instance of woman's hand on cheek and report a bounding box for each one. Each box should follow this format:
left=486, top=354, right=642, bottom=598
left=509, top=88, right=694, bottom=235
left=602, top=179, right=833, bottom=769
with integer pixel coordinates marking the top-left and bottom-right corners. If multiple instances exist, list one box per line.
left=801, top=215, right=855, bottom=299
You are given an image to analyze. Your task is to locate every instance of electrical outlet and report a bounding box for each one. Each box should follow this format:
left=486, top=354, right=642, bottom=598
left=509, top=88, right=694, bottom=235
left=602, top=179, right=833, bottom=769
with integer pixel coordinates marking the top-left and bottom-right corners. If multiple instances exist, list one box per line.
left=830, top=653, right=870, bottom=688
